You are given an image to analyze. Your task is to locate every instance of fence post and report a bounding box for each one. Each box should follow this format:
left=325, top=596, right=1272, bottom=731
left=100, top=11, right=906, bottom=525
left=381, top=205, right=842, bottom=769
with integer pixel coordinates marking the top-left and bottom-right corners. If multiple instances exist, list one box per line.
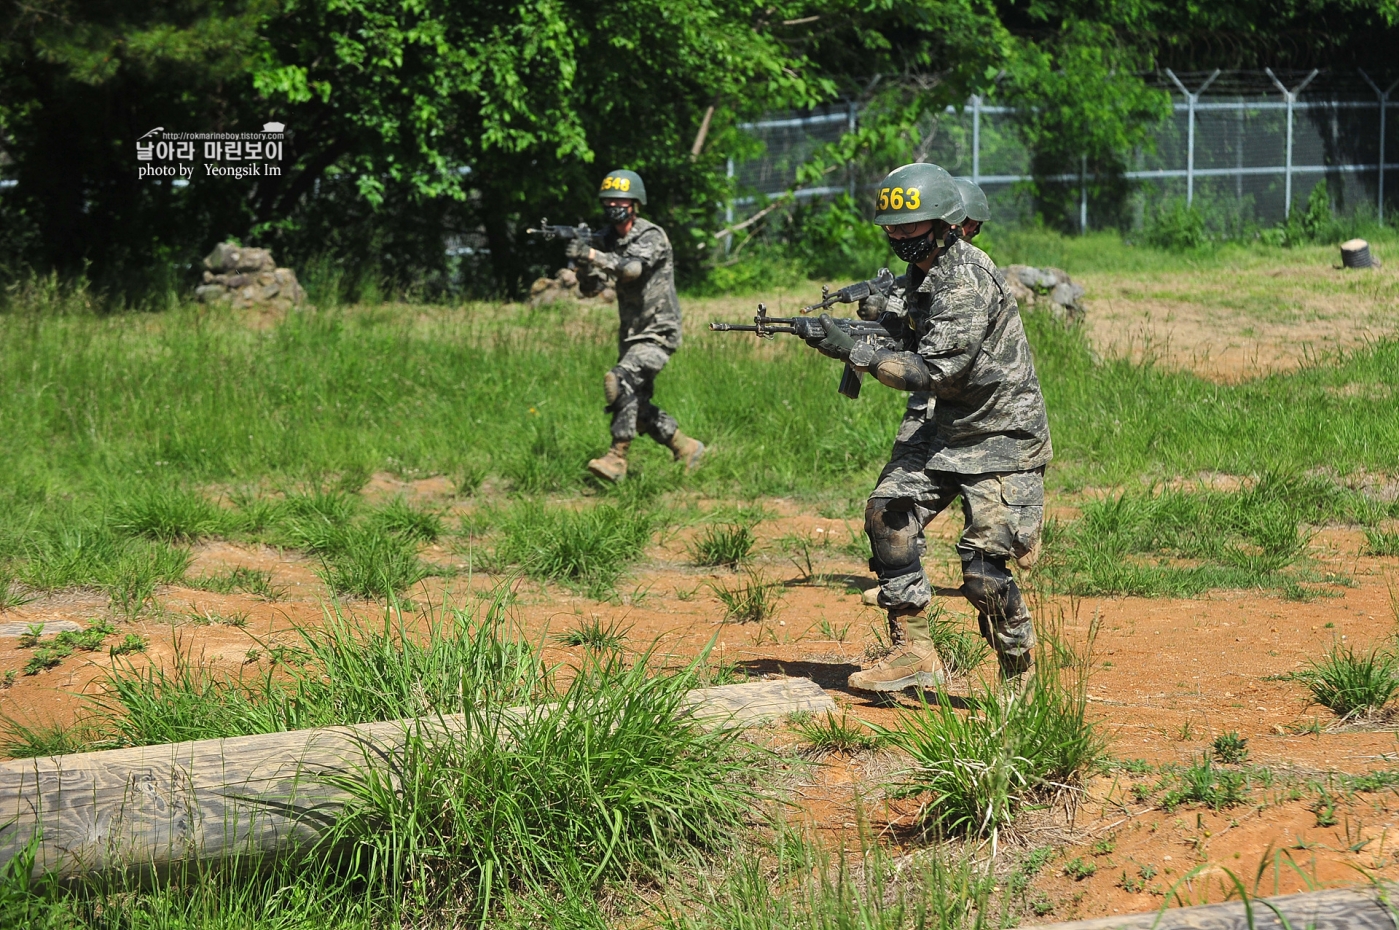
left=1165, top=69, right=1220, bottom=208
left=1268, top=68, right=1319, bottom=218
left=1079, top=155, right=1088, bottom=233
left=1360, top=71, right=1399, bottom=225
left=846, top=100, right=857, bottom=200
left=724, top=157, right=735, bottom=254
left=971, top=95, right=981, bottom=184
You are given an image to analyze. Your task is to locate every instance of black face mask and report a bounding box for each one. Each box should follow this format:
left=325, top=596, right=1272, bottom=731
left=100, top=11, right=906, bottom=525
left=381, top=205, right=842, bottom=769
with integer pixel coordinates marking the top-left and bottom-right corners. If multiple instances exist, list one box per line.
left=888, top=231, right=934, bottom=263
left=887, top=226, right=958, bottom=263
left=604, top=204, right=632, bottom=225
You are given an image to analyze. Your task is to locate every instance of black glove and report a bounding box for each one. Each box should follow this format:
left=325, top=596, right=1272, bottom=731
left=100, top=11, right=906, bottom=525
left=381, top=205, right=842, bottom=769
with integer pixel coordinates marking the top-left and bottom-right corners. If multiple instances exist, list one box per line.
left=565, top=237, right=592, bottom=262
left=807, top=313, right=856, bottom=360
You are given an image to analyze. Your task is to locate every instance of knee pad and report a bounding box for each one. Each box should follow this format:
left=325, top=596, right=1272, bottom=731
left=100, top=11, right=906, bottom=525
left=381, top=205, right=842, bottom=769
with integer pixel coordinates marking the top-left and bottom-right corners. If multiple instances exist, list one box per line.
left=865, top=497, right=923, bottom=578
left=960, top=550, right=1013, bottom=613
left=603, top=367, right=636, bottom=409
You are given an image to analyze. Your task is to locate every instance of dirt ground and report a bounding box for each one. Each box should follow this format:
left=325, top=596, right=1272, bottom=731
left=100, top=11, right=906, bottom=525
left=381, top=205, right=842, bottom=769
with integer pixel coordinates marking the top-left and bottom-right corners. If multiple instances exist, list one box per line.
left=5, top=257, right=1399, bottom=923
left=5, top=473, right=1399, bottom=923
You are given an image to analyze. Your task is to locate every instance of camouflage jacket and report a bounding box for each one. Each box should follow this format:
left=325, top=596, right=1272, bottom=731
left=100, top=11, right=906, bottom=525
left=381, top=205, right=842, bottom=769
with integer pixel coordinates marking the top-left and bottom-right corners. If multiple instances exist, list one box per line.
left=581, top=218, right=682, bottom=353
left=860, top=239, right=1052, bottom=474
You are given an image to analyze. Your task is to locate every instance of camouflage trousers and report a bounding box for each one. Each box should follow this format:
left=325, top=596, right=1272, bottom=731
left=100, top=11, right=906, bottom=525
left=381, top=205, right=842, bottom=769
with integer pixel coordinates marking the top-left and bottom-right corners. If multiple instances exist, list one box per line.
left=608, top=341, right=679, bottom=444
left=865, top=465, right=1045, bottom=669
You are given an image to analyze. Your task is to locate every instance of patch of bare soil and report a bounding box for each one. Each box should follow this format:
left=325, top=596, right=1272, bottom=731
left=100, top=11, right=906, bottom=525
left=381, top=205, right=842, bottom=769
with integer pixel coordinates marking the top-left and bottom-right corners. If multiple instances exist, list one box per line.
left=1079, top=262, right=1399, bottom=383
left=6, top=492, right=1399, bottom=922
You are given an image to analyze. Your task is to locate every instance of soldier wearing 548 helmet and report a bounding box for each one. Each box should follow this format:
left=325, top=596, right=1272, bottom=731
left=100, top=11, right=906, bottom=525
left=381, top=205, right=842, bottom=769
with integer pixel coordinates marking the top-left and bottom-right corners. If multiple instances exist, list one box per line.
left=569, top=170, right=706, bottom=482
left=804, top=163, right=1052, bottom=690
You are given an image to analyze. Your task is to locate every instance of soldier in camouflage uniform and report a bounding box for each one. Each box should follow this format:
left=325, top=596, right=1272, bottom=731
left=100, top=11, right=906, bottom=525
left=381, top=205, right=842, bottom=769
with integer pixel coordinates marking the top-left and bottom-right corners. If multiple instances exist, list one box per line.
left=568, top=170, right=705, bottom=482
left=855, top=176, right=993, bottom=609
left=807, top=164, right=1051, bottom=689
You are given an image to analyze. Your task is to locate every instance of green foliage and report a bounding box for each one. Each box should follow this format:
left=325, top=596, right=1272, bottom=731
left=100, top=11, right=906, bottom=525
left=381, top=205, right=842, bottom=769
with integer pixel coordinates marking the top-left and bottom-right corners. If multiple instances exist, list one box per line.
left=1162, top=756, right=1249, bottom=811
left=691, top=522, right=757, bottom=569
left=1212, top=731, right=1249, bottom=765
left=1299, top=643, right=1399, bottom=719
left=553, top=616, right=630, bottom=652
left=793, top=711, right=884, bottom=756
left=883, top=653, right=1102, bottom=840
left=1365, top=528, right=1399, bottom=556
left=929, top=612, right=992, bottom=675
left=4, top=596, right=541, bottom=755
left=708, top=570, right=784, bottom=624
left=1144, top=198, right=1208, bottom=252
left=322, top=654, right=759, bottom=919
left=1037, top=474, right=1363, bottom=597
left=496, top=502, right=657, bottom=597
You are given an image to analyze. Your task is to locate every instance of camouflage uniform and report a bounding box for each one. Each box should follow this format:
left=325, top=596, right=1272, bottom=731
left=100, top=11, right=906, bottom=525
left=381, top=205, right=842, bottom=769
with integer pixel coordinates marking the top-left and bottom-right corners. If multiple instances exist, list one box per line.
left=860, top=239, right=1052, bottom=672
left=580, top=217, right=683, bottom=445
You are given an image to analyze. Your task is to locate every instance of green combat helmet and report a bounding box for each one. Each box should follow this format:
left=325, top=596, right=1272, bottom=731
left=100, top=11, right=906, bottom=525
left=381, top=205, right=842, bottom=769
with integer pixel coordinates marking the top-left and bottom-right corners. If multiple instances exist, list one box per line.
left=598, top=169, right=647, bottom=204
left=872, top=163, right=964, bottom=227
left=953, top=177, right=990, bottom=223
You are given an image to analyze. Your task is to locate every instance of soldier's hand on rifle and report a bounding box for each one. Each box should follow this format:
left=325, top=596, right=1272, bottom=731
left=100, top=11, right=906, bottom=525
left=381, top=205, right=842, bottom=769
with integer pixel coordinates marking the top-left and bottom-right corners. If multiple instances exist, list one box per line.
left=857, top=292, right=887, bottom=320
left=806, top=313, right=856, bottom=360
left=565, top=238, right=593, bottom=263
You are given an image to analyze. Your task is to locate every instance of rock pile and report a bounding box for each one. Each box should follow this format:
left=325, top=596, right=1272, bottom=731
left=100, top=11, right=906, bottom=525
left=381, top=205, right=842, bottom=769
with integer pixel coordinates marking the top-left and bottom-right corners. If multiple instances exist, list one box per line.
left=1004, top=264, right=1085, bottom=324
left=195, top=242, right=306, bottom=310
left=528, top=267, right=615, bottom=308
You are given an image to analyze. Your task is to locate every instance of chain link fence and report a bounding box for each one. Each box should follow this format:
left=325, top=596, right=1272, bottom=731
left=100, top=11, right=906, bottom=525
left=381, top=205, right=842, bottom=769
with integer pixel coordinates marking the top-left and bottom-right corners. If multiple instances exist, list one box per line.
left=731, top=69, right=1399, bottom=232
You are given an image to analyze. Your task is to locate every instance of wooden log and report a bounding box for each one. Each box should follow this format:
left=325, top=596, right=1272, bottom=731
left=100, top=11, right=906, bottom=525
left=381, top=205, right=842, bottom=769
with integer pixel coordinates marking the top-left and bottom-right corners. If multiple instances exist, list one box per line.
left=0, top=676, right=834, bottom=880
left=1034, top=883, right=1398, bottom=929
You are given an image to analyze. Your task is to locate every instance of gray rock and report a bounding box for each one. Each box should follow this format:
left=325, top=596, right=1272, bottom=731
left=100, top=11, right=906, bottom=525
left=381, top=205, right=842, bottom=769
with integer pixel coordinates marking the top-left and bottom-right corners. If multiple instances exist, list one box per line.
left=195, top=284, right=229, bottom=303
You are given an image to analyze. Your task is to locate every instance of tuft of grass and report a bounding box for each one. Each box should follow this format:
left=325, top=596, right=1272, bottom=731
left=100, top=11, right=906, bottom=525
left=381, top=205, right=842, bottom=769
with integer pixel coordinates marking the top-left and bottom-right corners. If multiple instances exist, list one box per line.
left=1365, top=528, right=1399, bottom=557
left=691, top=523, right=757, bottom=569
left=369, top=498, right=444, bottom=543
left=882, top=648, right=1103, bottom=841
left=0, top=567, right=30, bottom=610
left=4, top=594, right=543, bottom=757
left=1212, top=731, right=1249, bottom=764
left=553, top=616, right=629, bottom=651
left=929, top=612, right=991, bottom=675
left=16, top=623, right=43, bottom=648
left=191, top=565, right=282, bottom=599
left=109, top=633, right=147, bottom=657
left=1063, top=857, right=1096, bottom=881
left=303, top=524, right=429, bottom=600
left=709, top=570, right=784, bottom=624
left=793, top=711, right=884, bottom=756
left=112, top=486, right=226, bottom=542
left=1162, top=755, right=1249, bottom=811
left=1300, top=643, right=1399, bottom=719
left=496, top=502, right=657, bottom=598
left=23, top=643, right=71, bottom=675
left=321, top=654, right=761, bottom=920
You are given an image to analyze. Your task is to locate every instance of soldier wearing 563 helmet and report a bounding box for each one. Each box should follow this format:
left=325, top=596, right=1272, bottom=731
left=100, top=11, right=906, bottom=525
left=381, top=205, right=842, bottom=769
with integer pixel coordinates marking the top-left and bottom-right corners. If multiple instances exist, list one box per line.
left=569, top=169, right=705, bottom=482
left=804, top=163, right=1051, bottom=690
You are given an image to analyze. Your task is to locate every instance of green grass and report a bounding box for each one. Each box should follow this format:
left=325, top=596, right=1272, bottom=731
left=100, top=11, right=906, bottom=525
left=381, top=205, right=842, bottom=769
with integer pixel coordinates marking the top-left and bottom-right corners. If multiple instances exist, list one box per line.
left=1161, top=756, right=1250, bottom=811
left=690, top=523, right=757, bottom=569
left=1365, top=528, right=1399, bottom=557
left=708, top=570, right=784, bottom=624
left=553, top=616, right=630, bottom=651
left=1298, top=643, right=1399, bottom=720
left=1212, top=731, right=1249, bottom=765
left=792, top=711, right=884, bottom=756
left=3, top=593, right=542, bottom=756
left=880, top=645, right=1103, bottom=841
left=1036, top=474, right=1386, bottom=597
left=323, top=653, right=761, bottom=921
left=495, top=502, right=658, bottom=598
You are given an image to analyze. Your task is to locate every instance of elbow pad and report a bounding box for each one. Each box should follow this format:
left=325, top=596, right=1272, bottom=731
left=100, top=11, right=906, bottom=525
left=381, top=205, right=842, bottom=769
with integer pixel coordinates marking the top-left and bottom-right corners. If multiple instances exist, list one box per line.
left=618, top=258, right=643, bottom=282
left=869, top=348, right=933, bottom=392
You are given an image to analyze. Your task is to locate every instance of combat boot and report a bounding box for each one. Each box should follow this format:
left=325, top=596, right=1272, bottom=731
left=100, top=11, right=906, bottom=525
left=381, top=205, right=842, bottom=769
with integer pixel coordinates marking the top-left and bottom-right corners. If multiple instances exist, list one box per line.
left=587, top=440, right=630, bottom=483
left=847, top=608, right=948, bottom=692
left=667, top=431, right=706, bottom=470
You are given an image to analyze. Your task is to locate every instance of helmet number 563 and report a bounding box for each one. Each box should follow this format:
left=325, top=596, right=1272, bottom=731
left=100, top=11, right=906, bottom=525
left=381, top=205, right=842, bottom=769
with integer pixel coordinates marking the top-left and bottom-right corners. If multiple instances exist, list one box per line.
left=877, top=186, right=921, bottom=210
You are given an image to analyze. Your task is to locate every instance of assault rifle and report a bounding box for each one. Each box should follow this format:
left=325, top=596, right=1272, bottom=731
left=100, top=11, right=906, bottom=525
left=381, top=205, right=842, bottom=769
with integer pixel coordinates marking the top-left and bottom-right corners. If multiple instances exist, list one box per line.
left=525, top=219, right=608, bottom=270
left=800, top=267, right=896, bottom=314
left=524, top=219, right=606, bottom=246
left=709, top=303, right=893, bottom=399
